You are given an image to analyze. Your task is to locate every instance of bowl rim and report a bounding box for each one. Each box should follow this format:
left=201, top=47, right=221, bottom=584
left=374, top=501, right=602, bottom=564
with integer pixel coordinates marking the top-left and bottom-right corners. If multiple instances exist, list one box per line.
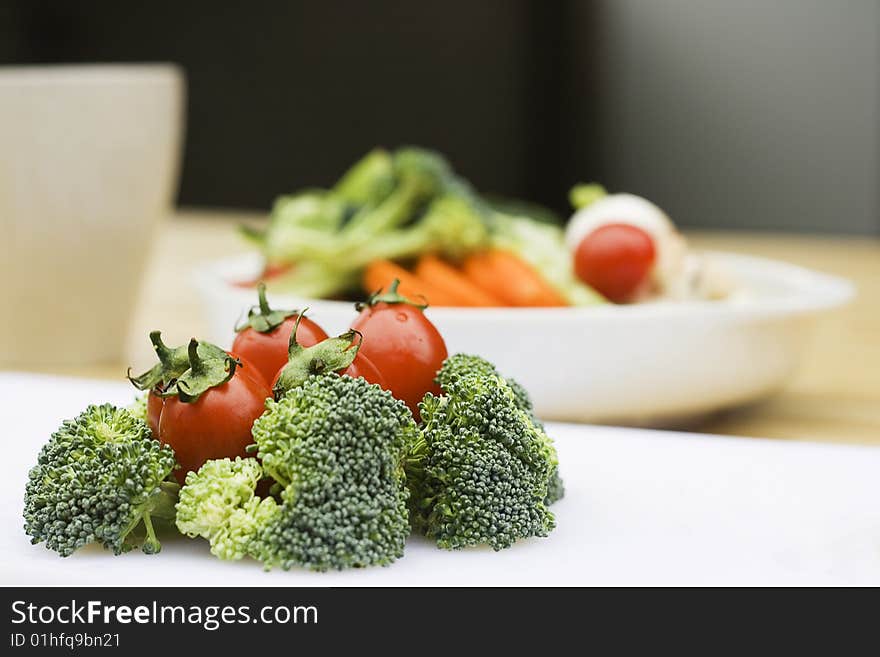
left=193, top=250, right=855, bottom=321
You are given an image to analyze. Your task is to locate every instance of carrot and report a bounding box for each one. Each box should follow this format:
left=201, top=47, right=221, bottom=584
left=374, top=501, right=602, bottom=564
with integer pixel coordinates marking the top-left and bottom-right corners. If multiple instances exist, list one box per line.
left=414, top=255, right=504, bottom=307
left=462, top=250, right=568, bottom=307
left=362, top=260, right=463, bottom=306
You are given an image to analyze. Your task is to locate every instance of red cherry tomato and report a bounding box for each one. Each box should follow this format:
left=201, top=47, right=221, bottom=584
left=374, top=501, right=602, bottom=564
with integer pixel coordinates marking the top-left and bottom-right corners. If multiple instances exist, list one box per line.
left=146, top=391, right=164, bottom=437
left=350, top=303, right=448, bottom=415
left=232, top=314, right=328, bottom=386
left=573, top=223, right=656, bottom=303
left=343, top=351, right=387, bottom=388
left=157, top=357, right=271, bottom=485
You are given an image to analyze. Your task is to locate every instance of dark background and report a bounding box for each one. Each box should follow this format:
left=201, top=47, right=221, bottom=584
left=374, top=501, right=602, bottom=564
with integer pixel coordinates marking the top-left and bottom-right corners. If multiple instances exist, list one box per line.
left=2, top=0, right=877, bottom=234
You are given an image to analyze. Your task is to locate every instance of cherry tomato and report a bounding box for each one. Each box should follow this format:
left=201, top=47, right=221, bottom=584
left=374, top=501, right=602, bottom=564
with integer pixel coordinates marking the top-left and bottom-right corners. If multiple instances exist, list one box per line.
left=158, top=357, right=271, bottom=485
left=350, top=303, right=448, bottom=415
left=232, top=314, right=328, bottom=386
left=343, top=351, right=387, bottom=388
left=146, top=391, right=164, bottom=437
left=573, top=223, right=656, bottom=303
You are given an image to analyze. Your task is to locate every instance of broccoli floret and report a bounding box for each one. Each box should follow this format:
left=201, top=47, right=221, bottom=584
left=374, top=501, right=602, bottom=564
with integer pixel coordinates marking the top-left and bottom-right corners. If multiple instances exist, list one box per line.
left=176, top=375, right=416, bottom=571
left=408, top=354, right=560, bottom=550
left=175, top=457, right=279, bottom=561
left=23, top=404, right=179, bottom=557
left=435, top=354, right=539, bottom=427
left=434, top=352, right=498, bottom=385
left=544, top=468, right=566, bottom=506
left=252, top=375, right=415, bottom=570
left=503, top=377, right=565, bottom=503
left=128, top=393, right=149, bottom=422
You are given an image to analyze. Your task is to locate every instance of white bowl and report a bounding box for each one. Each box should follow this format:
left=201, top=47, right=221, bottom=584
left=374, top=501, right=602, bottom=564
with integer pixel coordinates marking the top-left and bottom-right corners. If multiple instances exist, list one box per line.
left=193, top=252, right=853, bottom=425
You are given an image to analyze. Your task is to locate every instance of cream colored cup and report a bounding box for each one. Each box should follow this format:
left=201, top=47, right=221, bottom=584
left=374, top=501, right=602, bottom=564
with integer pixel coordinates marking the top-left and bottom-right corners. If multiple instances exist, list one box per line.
left=0, top=64, right=184, bottom=366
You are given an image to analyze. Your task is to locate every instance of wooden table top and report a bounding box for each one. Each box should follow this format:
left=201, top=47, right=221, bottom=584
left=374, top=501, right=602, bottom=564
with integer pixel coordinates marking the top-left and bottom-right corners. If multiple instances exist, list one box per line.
left=15, top=209, right=880, bottom=445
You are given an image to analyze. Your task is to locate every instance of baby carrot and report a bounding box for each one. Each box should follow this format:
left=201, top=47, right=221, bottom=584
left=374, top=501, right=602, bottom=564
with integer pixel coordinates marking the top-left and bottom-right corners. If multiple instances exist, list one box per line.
left=462, top=250, right=568, bottom=307
left=363, top=260, right=463, bottom=306
left=414, top=254, right=503, bottom=307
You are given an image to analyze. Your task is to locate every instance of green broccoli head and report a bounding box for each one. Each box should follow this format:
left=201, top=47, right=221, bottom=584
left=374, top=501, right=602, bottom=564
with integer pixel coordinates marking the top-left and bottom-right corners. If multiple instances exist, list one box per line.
left=250, top=375, right=416, bottom=571
left=501, top=381, right=566, bottom=505
left=434, top=352, right=498, bottom=386
left=437, top=354, right=565, bottom=505
left=23, top=404, right=179, bottom=557
left=499, top=373, right=565, bottom=504
left=128, top=393, right=149, bottom=423
left=408, top=354, right=560, bottom=550
left=175, top=374, right=416, bottom=571
left=175, top=457, right=279, bottom=561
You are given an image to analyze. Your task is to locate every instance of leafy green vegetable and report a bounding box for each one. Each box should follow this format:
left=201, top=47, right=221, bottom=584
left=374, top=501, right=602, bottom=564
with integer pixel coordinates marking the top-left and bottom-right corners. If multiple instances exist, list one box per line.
left=245, top=147, right=500, bottom=299
left=244, top=146, right=606, bottom=304
left=23, top=404, right=179, bottom=557
left=332, top=148, right=395, bottom=206
left=255, top=191, right=350, bottom=265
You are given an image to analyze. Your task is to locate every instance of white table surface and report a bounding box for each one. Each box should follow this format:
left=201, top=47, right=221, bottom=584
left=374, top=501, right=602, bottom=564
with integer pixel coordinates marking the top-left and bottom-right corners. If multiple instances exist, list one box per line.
left=2, top=372, right=879, bottom=586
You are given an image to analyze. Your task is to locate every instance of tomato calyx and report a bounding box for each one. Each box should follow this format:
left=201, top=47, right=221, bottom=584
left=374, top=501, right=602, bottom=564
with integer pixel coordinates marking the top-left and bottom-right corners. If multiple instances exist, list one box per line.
left=235, top=282, right=303, bottom=334
left=127, top=331, right=227, bottom=391
left=357, top=278, right=428, bottom=311
left=273, top=315, right=363, bottom=399
left=158, top=338, right=240, bottom=403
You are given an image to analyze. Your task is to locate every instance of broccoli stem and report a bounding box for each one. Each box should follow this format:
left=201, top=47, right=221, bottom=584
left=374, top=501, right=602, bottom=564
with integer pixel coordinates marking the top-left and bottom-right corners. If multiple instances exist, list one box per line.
left=269, top=263, right=360, bottom=299
left=317, top=222, right=435, bottom=274
left=352, top=225, right=434, bottom=266
left=151, top=481, right=182, bottom=520
left=142, top=513, right=160, bottom=555
left=343, top=177, right=423, bottom=239
left=121, top=480, right=180, bottom=555
left=332, top=148, right=392, bottom=205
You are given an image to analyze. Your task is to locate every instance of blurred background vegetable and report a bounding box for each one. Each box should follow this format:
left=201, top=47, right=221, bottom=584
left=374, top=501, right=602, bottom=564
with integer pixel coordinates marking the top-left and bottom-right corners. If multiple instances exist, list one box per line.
left=244, top=147, right=605, bottom=306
